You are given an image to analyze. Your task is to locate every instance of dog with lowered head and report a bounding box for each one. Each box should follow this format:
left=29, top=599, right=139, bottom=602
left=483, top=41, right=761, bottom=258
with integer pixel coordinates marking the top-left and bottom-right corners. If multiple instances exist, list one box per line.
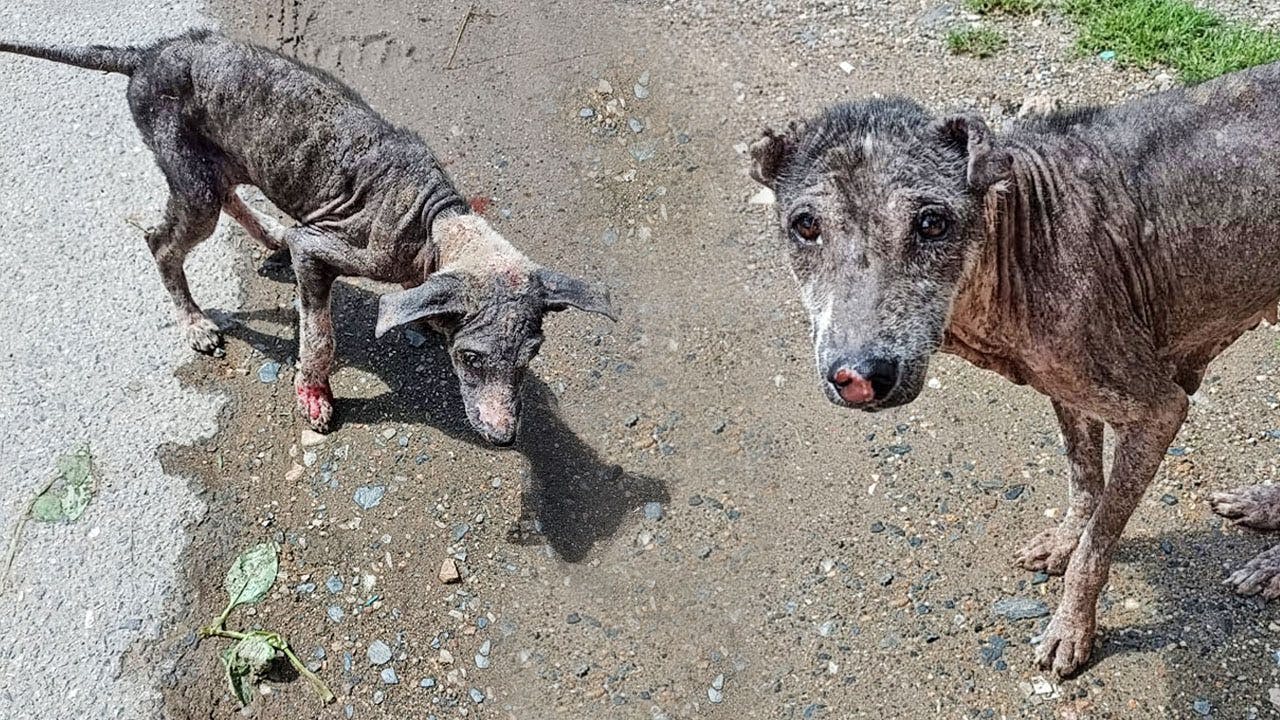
left=0, top=30, right=615, bottom=445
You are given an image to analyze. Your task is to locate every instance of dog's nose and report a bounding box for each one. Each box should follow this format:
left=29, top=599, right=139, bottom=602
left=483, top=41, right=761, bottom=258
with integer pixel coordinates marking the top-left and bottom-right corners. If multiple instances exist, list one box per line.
left=828, top=358, right=900, bottom=405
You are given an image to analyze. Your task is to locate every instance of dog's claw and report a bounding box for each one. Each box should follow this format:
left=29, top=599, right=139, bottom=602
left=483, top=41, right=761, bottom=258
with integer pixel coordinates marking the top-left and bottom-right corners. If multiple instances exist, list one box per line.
left=296, top=382, right=334, bottom=433
left=1210, top=485, right=1280, bottom=530
left=1016, top=523, right=1082, bottom=576
left=183, top=316, right=224, bottom=355
left=1224, top=543, right=1280, bottom=598
left=1034, top=614, right=1095, bottom=678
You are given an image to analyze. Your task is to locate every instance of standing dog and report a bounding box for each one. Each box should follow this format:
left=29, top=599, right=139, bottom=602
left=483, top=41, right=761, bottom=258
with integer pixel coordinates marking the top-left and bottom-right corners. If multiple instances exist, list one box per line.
left=751, top=62, right=1280, bottom=675
left=0, top=30, right=615, bottom=445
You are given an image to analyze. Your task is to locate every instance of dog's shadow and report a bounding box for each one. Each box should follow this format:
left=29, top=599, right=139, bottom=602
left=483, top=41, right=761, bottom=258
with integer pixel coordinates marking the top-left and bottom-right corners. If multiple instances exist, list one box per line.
left=227, top=273, right=667, bottom=563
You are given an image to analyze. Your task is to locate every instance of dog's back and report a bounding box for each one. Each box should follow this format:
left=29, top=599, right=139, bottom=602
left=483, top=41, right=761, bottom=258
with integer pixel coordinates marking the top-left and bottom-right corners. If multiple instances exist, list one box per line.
left=125, top=31, right=439, bottom=224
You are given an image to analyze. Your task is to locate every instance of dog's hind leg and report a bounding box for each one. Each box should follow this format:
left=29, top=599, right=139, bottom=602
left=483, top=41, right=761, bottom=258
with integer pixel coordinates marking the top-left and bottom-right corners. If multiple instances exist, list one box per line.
left=1223, top=543, right=1280, bottom=599
left=146, top=193, right=224, bottom=354
left=1017, top=400, right=1104, bottom=575
left=223, top=191, right=287, bottom=252
left=1210, top=484, right=1280, bottom=530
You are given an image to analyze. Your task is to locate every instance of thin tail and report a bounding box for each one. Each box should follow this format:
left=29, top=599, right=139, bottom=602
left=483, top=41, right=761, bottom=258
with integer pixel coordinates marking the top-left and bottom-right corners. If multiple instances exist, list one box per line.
left=0, top=40, right=143, bottom=75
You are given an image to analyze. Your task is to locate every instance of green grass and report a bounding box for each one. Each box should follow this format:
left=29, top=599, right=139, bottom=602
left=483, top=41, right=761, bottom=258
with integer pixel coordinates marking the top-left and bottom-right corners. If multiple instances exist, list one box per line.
left=964, top=0, right=1045, bottom=16
left=947, top=27, right=1008, bottom=58
left=1064, top=0, right=1280, bottom=83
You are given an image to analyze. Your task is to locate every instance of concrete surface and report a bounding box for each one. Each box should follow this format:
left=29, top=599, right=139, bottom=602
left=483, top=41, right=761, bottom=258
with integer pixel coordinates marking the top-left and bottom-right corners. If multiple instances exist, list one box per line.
left=0, top=3, right=239, bottom=718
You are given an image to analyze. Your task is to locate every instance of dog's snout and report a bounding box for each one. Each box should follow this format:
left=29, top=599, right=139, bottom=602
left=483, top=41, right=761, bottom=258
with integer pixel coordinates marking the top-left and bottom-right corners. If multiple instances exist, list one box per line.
left=827, top=357, right=900, bottom=405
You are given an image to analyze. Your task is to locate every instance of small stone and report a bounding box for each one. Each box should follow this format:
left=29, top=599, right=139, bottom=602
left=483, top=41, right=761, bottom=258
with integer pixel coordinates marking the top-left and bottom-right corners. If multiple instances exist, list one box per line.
left=475, top=654, right=490, bottom=669
left=748, top=188, right=776, bottom=205
left=381, top=667, right=399, bottom=685
left=1099, top=50, right=1117, bottom=61
left=567, top=612, right=582, bottom=624
left=353, top=485, right=385, bottom=510
left=439, top=558, right=462, bottom=584
left=628, top=117, right=644, bottom=134
left=469, top=688, right=485, bottom=704
left=368, top=640, right=392, bottom=666
left=1269, top=687, right=1280, bottom=709
left=300, top=429, right=327, bottom=447
left=870, top=521, right=886, bottom=533
left=372, top=690, right=385, bottom=705
left=327, top=605, right=344, bottom=623
left=992, top=597, right=1050, bottom=621
left=838, top=61, right=854, bottom=74
left=578, top=107, right=595, bottom=119
left=927, top=377, right=942, bottom=389
left=596, top=79, right=613, bottom=94
left=326, top=575, right=343, bottom=594
left=643, top=502, right=664, bottom=520
left=1161, top=493, right=1178, bottom=506
left=452, top=523, right=471, bottom=542
left=479, top=640, right=491, bottom=656
left=403, top=328, right=427, bottom=348
left=258, top=362, right=280, bottom=383
left=440, top=649, right=454, bottom=664
left=1193, top=698, right=1211, bottom=715
left=419, top=677, right=437, bottom=689
left=633, top=84, right=649, bottom=100
left=629, top=142, right=657, bottom=163
left=1003, top=485, right=1025, bottom=501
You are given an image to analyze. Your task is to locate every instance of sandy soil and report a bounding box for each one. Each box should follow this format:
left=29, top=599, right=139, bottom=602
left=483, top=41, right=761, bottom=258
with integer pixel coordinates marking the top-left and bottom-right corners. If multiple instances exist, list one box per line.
left=138, top=1, right=1280, bottom=718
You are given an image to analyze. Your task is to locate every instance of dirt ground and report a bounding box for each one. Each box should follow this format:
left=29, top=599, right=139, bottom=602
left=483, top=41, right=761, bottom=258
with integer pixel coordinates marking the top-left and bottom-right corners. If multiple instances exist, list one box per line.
left=134, top=1, right=1280, bottom=718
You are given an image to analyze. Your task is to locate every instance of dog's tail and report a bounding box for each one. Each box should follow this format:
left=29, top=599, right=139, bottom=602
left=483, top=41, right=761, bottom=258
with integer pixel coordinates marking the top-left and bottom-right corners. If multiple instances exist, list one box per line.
left=0, top=40, right=144, bottom=75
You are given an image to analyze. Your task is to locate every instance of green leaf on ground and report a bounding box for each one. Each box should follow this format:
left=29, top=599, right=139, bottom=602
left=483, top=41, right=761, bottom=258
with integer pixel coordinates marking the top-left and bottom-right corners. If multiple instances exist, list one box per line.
left=219, top=645, right=258, bottom=706
left=223, top=543, right=279, bottom=611
left=30, top=446, right=94, bottom=523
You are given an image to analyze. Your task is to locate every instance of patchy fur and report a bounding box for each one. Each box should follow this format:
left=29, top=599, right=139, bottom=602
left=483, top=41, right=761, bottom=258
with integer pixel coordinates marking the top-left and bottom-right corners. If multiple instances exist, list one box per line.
left=754, top=61, right=1280, bottom=677
left=2, top=30, right=614, bottom=444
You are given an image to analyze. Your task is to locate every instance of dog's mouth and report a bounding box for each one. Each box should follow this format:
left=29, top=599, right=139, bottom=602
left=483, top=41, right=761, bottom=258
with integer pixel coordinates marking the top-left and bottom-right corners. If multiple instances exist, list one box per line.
left=820, top=360, right=927, bottom=412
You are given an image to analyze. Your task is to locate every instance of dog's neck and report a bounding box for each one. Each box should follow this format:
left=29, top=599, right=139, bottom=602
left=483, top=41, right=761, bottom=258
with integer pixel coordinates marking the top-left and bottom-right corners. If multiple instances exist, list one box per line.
left=422, top=213, right=535, bottom=282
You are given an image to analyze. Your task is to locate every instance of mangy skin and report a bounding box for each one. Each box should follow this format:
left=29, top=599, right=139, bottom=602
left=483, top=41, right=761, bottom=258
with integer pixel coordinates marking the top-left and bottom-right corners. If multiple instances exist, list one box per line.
left=752, top=61, right=1280, bottom=676
left=0, top=30, right=614, bottom=445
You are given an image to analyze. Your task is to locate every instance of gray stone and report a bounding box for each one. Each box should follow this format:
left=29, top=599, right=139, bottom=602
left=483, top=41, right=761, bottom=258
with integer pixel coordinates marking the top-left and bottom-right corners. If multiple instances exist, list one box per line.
left=326, top=575, right=343, bottom=594
left=469, top=688, right=485, bottom=704
left=992, top=597, right=1050, bottom=621
left=257, top=361, right=280, bottom=383
left=643, top=502, right=663, bottom=520
left=353, top=485, right=385, bottom=510
left=368, top=640, right=392, bottom=666
left=381, top=667, right=399, bottom=685
left=327, top=605, right=344, bottom=623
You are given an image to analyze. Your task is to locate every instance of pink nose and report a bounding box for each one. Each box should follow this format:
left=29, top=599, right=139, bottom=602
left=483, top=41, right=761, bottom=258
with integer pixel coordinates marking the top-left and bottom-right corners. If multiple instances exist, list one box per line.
left=833, top=368, right=874, bottom=404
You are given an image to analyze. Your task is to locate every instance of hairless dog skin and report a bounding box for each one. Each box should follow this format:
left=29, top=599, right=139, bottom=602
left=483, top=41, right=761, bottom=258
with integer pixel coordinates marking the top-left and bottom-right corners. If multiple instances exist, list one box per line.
left=751, top=61, right=1280, bottom=676
left=0, top=31, right=615, bottom=445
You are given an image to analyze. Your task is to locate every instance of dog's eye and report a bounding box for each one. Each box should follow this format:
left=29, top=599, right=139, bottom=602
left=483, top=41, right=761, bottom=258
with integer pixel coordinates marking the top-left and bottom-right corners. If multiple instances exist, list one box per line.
left=915, top=210, right=950, bottom=240
left=790, top=213, right=822, bottom=244
left=458, top=350, right=485, bottom=370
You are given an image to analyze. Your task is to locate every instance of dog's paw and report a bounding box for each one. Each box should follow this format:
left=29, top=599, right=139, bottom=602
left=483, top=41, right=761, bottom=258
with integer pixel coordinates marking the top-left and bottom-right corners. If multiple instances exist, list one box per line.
left=1016, top=524, right=1081, bottom=576
left=1211, top=485, right=1280, bottom=530
left=1225, top=543, right=1280, bottom=599
left=1034, top=612, right=1096, bottom=678
left=184, top=316, right=225, bottom=357
left=296, top=382, right=334, bottom=433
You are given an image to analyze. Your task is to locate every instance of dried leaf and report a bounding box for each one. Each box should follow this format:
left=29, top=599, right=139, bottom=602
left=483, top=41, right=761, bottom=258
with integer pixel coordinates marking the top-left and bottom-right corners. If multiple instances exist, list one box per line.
left=236, top=633, right=276, bottom=669
left=30, top=446, right=94, bottom=523
left=220, top=645, right=256, bottom=707
left=223, top=543, right=279, bottom=610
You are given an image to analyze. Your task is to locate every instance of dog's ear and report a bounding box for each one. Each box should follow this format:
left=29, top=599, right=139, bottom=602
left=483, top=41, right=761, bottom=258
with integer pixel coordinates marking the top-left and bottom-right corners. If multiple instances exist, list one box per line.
left=536, top=269, right=617, bottom=321
left=375, top=272, right=467, bottom=338
left=934, top=114, right=1011, bottom=192
left=749, top=121, right=805, bottom=189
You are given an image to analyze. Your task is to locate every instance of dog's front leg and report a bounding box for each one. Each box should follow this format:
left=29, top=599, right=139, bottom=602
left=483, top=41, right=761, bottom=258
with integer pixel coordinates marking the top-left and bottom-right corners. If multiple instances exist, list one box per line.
left=291, top=250, right=339, bottom=432
left=1017, top=400, right=1104, bottom=574
left=1036, top=390, right=1187, bottom=677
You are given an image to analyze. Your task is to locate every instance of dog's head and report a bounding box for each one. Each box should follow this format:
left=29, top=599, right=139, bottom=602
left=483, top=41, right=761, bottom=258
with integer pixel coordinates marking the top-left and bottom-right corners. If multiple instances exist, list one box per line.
left=375, top=215, right=615, bottom=446
left=750, top=99, right=1009, bottom=411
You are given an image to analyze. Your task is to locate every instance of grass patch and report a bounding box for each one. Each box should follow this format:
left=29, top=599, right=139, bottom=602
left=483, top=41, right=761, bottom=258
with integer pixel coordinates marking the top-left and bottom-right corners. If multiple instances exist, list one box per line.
left=1064, top=0, right=1280, bottom=83
left=964, top=0, right=1045, bottom=16
left=947, top=27, right=1008, bottom=58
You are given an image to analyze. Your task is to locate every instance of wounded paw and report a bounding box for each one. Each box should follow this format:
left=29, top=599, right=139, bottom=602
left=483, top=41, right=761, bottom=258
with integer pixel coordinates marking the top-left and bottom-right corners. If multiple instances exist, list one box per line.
left=1211, top=485, right=1280, bottom=531
left=1225, top=543, right=1280, bottom=599
left=1016, top=523, right=1082, bottom=576
left=183, top=315, right=224, bottom=356
left=1034, top=612, right=1096, bottom=678
left=296, top=382, right=334, bottom=433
